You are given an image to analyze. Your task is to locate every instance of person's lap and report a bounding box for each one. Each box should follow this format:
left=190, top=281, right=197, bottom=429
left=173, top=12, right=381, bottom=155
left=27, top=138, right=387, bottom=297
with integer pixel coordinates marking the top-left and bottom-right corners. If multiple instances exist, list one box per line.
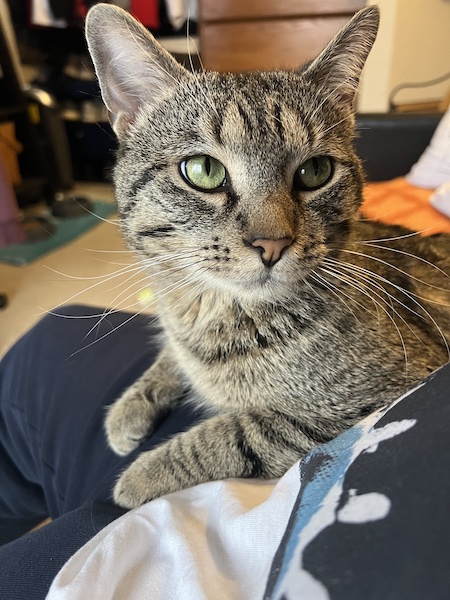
left=0, top=305, right=201, bottom=597
left=3, top=305, right=450, bottom=599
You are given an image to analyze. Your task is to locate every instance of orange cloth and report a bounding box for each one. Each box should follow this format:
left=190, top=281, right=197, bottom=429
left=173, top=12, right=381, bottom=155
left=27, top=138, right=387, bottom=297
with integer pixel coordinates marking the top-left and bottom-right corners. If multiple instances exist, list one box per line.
left=361, top=177, right=450, bottom=236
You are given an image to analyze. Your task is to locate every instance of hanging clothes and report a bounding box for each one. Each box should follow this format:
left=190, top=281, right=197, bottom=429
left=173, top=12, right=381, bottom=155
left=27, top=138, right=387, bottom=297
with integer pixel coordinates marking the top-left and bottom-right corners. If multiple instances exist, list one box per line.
left=31, top=0, right=67, bottom=28
left=130, top=0, right=160, bottom=30
left=73, top=0, right=88, bottom=21
left=164, top=0, right=197, bottom=30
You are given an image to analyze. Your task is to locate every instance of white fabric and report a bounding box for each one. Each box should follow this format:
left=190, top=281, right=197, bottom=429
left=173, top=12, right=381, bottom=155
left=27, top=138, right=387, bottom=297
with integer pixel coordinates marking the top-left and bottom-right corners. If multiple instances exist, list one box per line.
left=406, top=106, right=450, bottom=189
left=430, top=180, right=450, bottom=218
left=164, top=0, right=198, bottom=30
left=46, top=465, right=300, bottom=600
left=31, top=0, right=67, bottom=28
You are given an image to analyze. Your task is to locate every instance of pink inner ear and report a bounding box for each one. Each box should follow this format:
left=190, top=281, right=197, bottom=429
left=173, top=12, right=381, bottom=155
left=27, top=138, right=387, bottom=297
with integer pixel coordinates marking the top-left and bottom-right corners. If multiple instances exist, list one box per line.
left=86, top=4, right=192, bottom=137
left=108, top=110, right=135, bottom=136
left=102, top=52, right=172, bottom=121
left=107, top=72, right=142, bottom=117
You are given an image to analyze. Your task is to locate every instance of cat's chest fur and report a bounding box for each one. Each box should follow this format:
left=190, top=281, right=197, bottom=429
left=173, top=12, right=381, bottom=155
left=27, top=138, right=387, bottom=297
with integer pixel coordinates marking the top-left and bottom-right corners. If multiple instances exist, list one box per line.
left=159, top=287, right=395, bottom=421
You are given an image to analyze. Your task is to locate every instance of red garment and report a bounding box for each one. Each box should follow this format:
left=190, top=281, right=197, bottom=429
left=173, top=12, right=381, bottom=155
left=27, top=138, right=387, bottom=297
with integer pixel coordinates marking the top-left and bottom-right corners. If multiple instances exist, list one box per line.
left=130, top=0, right=160, bottom=29
left=73, top=0, right=87, bottom=21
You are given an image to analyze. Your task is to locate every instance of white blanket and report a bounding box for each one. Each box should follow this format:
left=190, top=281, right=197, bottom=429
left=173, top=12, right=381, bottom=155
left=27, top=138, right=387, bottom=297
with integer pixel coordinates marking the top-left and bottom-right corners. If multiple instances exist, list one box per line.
left=46, top=380, right=430, bottom=599
left=46, top=467, right=299, bottom=599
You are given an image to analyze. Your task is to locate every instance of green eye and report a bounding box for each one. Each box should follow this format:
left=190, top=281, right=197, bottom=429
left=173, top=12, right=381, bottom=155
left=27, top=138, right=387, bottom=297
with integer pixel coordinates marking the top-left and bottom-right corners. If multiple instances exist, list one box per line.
left=296, top=156, right=333, bottom=191
left=180, top=155, right=227, bottom=191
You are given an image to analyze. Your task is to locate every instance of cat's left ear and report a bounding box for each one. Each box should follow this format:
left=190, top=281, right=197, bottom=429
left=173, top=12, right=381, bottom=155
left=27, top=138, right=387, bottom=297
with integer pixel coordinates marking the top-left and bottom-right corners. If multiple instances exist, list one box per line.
left=85, top=4, right=191, bottom=138
left=302, top=6, right=379, bottom=107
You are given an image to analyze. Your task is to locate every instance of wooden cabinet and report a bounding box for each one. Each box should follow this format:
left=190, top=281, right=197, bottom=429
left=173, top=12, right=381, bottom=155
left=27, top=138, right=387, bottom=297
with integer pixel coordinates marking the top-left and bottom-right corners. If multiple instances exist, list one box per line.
left=199, top=0, right=366, bottom=72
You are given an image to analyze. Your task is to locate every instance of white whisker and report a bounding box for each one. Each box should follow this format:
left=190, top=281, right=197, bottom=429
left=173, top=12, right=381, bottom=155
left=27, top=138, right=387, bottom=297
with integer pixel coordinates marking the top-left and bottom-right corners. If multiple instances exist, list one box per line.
left=67, top=303, right=152, bottom=359
left=310, top=271, right=373, bottom=321
left=355, top=229, right=433, bottom=243
left=73, top=202, right=119, bottom=225
left=79, top=254, right=206, bottom=339
left=44, top=262, right=138, bottom=282
left=318, top=264, right=409, bottom=371
left=324, top=257, right=450, bottom=359
left=83, top=248, right=134, bottom=254
left=339, top=248, right=450, bottom=291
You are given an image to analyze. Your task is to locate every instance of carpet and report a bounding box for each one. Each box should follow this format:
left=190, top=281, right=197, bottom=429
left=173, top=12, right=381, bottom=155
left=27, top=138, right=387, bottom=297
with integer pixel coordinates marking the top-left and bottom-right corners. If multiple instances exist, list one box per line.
left=0, top=201, right=117, bottom=266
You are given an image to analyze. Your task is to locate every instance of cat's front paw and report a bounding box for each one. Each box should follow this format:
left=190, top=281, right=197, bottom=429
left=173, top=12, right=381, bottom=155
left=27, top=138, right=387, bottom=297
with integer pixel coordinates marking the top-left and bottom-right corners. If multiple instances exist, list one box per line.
left=106, top=393, right=158, bottom=456
left=113, top=449, right=175, bottom=508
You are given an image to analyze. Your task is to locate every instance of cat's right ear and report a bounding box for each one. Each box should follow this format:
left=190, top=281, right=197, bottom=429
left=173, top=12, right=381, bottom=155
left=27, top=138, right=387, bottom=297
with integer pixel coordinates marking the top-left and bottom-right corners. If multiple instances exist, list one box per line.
left=85, top=4, right=191, bottom=138
left=302, top=6, right=379, bottom=108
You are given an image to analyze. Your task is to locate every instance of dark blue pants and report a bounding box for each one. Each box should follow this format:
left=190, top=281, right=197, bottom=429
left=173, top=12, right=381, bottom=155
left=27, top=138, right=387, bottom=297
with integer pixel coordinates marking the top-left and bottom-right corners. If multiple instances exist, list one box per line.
left=2, top=305, right=450, bottom=599
left=0, top=306, right=200, bottom=599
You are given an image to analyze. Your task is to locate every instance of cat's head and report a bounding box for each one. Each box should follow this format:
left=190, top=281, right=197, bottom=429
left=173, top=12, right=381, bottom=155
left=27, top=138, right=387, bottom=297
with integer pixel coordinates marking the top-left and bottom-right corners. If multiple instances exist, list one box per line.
left=86, top=5, right=379, bottom=303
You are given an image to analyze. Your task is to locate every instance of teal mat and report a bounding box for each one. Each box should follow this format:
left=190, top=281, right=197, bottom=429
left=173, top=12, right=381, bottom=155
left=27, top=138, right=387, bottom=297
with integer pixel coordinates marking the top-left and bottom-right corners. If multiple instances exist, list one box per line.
left=0, top=201, right=117, bottom=266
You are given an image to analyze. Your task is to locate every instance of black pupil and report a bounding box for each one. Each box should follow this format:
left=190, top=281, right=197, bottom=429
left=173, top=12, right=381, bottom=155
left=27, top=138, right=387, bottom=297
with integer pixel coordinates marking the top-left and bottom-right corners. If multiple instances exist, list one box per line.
left=312, top=158, right=320, bottom=177
left=205, top=156, right=211, bottom=176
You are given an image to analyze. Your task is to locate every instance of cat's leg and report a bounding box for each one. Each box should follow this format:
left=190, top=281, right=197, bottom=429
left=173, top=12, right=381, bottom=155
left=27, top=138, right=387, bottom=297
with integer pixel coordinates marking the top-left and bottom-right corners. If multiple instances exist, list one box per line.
left=105, top=347, right=186, bottom=456
left=113, top=410, right=319, bottom=508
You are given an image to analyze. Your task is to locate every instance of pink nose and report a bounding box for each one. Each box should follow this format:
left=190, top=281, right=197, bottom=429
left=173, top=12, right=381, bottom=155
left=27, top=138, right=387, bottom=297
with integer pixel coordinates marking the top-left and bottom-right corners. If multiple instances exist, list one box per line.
left=250, top=237, right=293, bottom=267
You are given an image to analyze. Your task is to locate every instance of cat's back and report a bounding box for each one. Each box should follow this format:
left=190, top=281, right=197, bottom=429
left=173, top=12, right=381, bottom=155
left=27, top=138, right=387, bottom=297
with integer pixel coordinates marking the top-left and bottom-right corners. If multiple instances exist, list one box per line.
left=341, top=219, right=450, bottom=350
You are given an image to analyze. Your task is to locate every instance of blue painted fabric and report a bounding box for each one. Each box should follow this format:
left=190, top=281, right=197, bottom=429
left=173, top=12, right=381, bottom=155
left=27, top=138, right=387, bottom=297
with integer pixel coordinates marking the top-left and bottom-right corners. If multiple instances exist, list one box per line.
left=265, top=364, right=450, bottom=599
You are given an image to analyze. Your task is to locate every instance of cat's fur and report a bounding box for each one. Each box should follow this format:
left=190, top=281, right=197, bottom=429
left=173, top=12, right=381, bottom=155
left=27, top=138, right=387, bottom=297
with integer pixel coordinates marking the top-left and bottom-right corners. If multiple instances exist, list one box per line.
left=86, top=5, right=450, bottom=509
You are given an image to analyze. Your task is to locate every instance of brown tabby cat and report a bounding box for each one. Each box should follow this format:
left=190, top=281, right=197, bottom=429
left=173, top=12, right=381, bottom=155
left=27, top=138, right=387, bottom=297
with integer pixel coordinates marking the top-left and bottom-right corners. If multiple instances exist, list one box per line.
left=85, top=4, right=450, bottom=509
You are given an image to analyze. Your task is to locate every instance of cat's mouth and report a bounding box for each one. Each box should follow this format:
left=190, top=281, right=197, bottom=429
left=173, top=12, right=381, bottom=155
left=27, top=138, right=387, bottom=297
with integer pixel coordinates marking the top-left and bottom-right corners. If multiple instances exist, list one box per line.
left=237, top=267, right=299, bottom=301
left=258, top=269, right=272, bottom=285
left=207, top=249, right=319, bottom=301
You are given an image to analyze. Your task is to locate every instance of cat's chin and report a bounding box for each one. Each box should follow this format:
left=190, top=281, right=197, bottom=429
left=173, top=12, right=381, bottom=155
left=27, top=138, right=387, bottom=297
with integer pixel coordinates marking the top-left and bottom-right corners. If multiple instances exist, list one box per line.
left=218, top=272, right=299, bottom=304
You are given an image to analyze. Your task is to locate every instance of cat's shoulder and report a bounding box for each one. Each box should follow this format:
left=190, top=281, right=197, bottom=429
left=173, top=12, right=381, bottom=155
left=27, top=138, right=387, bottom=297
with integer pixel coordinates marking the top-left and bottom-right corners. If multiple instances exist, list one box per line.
left=352, top=218, right=450, bottom=275
left=354, top=219, right=450, bottom=250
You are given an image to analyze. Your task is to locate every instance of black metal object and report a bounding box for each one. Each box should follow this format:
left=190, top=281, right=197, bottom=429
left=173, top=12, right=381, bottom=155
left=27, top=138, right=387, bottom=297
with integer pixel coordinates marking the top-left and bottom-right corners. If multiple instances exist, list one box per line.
left=355, top=113, right=441, bottom=182
left=0, top=16, right=56, bottom=206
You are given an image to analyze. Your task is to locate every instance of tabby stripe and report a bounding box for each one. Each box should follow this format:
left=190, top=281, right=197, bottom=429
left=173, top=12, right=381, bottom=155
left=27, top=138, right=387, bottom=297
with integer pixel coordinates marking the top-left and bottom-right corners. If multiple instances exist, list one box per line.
left=225, top=189, right=239, bottom=212
left=168, top=443, right=193, bottom=484
left=120, top=169, right=155, bottom=216
left=304, top=117, right=316, bottom=147
left=160, top=179, right=216, bottom=215
left=130, top=168, right=155, bottom=196
left=359, top=402, right=379, bottom=418
left=272, top=102, right=285, bottom=141
left=276, top=411, right=334, bottom=445
left=137, top=226, right=175, bottom=238
left=188, top=341, right=252, bottom=365
left=171, top=217, right=194, bottom=226
left=212, top=114, right=225, bottom=146
left=131, top=164, right=167, bottom=197
left=237, top=102, right=254, bottom=136
left=252, top=99, right=271, bottom=134
left=285, top=310, right=307, bottom=329
left=187, top=324, right=271, bottom=364
left=331, top=219, right=351, bottom=240
left=256, top=331, right=269, bottom=348
left=251, top=413, right=309, bottom=456
left=119, top=198, right=138, bottom=217
left=190, top=442, right=207, bottom=474
left=168, top=467, right=185, bottom=488
left=121, top=164, right=168, bottom=216
left=235, top=420, right=264, bottom=477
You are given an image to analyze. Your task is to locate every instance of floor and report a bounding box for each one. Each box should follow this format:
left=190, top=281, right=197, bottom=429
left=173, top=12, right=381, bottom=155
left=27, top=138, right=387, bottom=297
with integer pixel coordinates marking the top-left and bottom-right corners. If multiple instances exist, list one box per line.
left=0, top=182, right=155, bottom=358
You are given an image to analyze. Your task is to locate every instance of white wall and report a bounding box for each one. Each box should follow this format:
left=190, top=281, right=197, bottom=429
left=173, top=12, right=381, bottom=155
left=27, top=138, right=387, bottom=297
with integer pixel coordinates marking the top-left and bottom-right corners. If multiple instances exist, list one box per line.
left=358, top=0, right=450, bottom=112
